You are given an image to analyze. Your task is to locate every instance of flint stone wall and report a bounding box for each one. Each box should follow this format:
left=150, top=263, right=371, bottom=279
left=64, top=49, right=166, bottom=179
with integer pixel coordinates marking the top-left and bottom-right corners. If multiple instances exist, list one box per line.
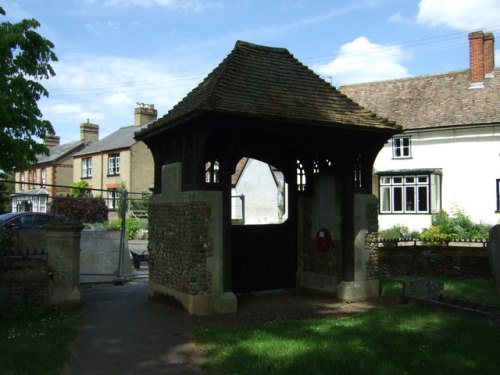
left=148, top=201, right=212, bottom=295
left=379, top=245, right=490, bottom=278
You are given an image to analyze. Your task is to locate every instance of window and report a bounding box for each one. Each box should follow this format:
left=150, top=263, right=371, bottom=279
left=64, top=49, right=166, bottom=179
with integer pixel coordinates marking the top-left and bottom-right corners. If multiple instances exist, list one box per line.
left=379, top=173, right=441, bottom=214
left=297, top=160, right=306, bottom=191
left=107, top=189, right=119, bottom=210
left=108, top=153, right=120, bottom=176
left=41, top=168, right=46, bottom=188
left=20, top=173, right=25, bottom=190
left=82, top=157, right=92, bottom=178
left=205, top=160, right=220, bottom=183
left=392, top=136, right=411, bottom=159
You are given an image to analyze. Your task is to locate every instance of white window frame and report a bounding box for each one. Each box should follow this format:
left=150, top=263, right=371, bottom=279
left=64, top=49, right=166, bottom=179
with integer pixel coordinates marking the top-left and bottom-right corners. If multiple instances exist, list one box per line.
left=41, top=168, right=46, bottom=188
left=82, top=157, right=92, bottom=178
left=108, top=153, right=120, bottom=176
left=107, top=189, right=119, bottom=210
left=379, top=174, right=437, bottom=214
left=392, top=136, right=412, bottom=159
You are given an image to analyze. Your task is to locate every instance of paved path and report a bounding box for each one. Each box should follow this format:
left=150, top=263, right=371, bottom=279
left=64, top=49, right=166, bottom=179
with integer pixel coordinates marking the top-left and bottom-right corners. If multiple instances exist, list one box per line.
left=65, top=279, right=202, bottom=375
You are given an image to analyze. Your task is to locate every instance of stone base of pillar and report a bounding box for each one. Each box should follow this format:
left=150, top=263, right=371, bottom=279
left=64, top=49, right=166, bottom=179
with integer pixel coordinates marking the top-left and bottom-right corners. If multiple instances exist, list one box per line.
left=149, top=280, right=237, bottom=315
left=49, top=285, right=81, bottom=309
left=336, top=280, right=379, bottom=302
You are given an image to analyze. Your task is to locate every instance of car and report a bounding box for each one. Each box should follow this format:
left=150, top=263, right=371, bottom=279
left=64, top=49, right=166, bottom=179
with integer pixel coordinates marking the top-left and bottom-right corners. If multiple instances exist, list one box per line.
left=0, top=212, right=56, bottom=230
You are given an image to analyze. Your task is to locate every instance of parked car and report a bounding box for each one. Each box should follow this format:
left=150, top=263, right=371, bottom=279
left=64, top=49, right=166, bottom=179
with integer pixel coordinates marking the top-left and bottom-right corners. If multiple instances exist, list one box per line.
left=0, top=212, right=55, bottom=230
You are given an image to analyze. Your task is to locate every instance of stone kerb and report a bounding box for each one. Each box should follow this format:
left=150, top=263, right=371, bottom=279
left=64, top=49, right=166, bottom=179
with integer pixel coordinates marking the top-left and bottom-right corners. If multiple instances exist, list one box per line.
left=45, top=216, right=84, bottom=308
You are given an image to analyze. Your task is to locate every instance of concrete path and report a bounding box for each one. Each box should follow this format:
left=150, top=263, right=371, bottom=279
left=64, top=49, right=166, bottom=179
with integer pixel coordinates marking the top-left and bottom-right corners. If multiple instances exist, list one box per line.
left=65, top=279, right=202, bottom=375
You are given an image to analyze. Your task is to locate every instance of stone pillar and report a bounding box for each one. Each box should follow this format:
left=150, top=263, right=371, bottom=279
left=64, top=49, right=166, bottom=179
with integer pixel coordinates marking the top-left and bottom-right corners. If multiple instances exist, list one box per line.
left=337, top=193, right=379, bottom=301
left=148, top=162, right=237, bottom=315
left=45, top=217, right=84, bottom=308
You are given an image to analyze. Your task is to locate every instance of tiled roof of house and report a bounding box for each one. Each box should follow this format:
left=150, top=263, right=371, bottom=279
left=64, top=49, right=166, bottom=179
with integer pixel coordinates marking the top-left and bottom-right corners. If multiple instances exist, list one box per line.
left=36, top=140, right=85, bottom=164
left=137, top=40, right=398, bottom=138
left=74, top=125, right=144, bottom=157
left=340, top=67, right=500, bottom=130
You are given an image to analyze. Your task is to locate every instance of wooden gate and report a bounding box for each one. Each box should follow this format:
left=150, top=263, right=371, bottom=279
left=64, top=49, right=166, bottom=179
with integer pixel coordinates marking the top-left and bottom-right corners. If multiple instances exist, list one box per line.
left=231, top=221, right=296, bottom=293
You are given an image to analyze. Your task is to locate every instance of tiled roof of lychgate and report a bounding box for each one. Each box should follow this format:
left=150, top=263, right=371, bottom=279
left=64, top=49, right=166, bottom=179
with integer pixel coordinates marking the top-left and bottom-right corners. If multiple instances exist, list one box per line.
left=136, top=41, right=398, bottom=138
left=340, top=68, right=500, bottom=130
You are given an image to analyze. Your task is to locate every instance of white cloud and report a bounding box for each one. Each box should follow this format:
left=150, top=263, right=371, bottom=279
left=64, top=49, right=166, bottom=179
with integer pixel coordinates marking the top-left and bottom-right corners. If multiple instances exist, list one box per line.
left=416, top=0, right=500, bottom=30
left=41, top=54, right=204, bottom=142
left=313, top=37, right=409, bottom=86
left=388, top=12, right=412, bottom=25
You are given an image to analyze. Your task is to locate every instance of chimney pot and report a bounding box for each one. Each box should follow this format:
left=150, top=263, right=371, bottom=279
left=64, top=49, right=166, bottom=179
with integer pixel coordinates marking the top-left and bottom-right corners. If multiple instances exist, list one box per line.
left=44, top=135, right=60, bottom=148
left=80, top=120, right=99, bottom=143
left=134, top=103, right=157, bottom=126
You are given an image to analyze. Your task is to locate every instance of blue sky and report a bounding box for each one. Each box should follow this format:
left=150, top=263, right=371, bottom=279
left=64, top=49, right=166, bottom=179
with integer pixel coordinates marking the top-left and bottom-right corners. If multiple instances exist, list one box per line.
left=3, top=0, right=500, bottom=143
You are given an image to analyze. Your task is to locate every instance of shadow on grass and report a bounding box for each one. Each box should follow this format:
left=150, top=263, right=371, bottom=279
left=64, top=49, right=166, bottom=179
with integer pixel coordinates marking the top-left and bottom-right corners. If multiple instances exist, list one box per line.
left=196, top=304, right=500, bottom=374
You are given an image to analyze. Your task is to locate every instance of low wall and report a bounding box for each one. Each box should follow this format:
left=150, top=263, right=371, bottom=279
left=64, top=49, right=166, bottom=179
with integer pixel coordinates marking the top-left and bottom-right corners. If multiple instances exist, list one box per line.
left=0, top=257, right=48, bottom=317
left=378, top=243, right=490, bottom=278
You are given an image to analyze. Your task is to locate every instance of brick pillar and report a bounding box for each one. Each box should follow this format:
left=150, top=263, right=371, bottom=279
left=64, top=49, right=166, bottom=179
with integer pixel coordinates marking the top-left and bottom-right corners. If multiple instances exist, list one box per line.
left=469, top=31, right=485, bottom=88
left=45, top=217, right=84, bottom=308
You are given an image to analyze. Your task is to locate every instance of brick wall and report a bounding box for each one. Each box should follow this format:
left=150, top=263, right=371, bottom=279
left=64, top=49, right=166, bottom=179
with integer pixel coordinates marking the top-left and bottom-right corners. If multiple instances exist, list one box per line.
left=148, top=201, right=212, bottom=295
left=0, top=258, right=49, bottom=316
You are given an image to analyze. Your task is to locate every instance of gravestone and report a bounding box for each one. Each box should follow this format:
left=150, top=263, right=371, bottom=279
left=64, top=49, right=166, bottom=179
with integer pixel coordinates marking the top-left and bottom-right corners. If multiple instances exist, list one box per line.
left=487, top=224, right=500, bottom=294
left=403, top=279, right=444, bottom=301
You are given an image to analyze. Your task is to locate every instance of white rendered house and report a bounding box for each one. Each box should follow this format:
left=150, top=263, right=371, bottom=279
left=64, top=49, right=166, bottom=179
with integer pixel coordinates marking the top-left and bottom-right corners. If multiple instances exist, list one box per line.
left=341, top=31, right=500, bottom=232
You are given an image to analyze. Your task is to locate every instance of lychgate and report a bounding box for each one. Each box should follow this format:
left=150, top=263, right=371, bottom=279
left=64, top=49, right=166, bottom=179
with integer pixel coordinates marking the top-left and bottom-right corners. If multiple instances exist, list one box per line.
left=135, top=41, right=401, bottom=315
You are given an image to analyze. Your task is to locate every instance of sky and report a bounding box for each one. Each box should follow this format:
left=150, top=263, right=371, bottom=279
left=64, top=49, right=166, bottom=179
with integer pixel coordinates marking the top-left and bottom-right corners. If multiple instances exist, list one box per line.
left=3, top=0, right=500, bottom=143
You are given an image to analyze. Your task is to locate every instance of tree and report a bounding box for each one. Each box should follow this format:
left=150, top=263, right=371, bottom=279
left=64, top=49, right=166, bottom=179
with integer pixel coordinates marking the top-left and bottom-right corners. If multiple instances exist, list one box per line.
left=0, top=6, right=58, bottom=171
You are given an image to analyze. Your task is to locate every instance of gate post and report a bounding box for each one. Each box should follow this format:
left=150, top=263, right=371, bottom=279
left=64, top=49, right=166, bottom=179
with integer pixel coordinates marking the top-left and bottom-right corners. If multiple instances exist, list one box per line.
left=45, top=216, right=84, bottom=308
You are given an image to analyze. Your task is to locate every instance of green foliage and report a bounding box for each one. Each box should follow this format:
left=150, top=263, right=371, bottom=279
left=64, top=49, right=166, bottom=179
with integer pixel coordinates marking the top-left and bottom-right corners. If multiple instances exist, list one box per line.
left=0, top=171, right=14, bottom=213
left=0, top=7, right=58, bottom=171
left=117, top=183, right=128, bottom=219
left=54, top=197, right=108, bottom=223
left=130, top=192, right=151, bottom=211
left=420, top=210, right=491, bottom=243
left=378, top=224, right=411, bottom=240
left=68, top=180, right=91, bottom=198
left=106, top=218, right=147, bottom=240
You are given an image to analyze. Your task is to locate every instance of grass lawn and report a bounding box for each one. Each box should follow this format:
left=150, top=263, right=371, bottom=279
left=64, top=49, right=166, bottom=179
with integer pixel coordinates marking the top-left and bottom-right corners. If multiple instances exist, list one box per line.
left=195, top=304, right=500, bottom=374
left=196, top=277, right=500, bottom=374
left=380, top=276, right=500, bottom=306
left=0, top=307, right=79, bottom=375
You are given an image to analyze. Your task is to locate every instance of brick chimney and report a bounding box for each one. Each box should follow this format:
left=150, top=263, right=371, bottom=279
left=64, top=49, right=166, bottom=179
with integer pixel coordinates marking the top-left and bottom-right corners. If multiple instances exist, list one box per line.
left=483, top=32, right=495, bottom=78
left=134, top=103, right=157, bottom=126
left=44, top=135, right=60, bottom=148
left=80, top=119, right=99, bottom=143
left=469, top=31, right=496, bottom=88
left=469, top=31, right=485, bottom=88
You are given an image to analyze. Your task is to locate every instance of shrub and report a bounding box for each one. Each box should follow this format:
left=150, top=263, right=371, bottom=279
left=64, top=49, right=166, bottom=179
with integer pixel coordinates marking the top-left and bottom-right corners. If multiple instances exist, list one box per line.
left=106, top=218, right=147, bottom=240
left=378, top=224, right=410, bottom=240
left=68, top=180, right=91, bottom=197
left=54, top=197, right=108, bottom=223
left=419, top=210, right=491, bottom=244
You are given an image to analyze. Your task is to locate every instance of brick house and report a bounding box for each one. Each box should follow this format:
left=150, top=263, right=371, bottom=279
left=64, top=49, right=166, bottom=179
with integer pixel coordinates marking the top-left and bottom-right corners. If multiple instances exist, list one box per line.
left=72, top=104, right=156, bottom=215
left=340, top=31, right=500, bottom=231
left=12, top=122, right=98, bottom=213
